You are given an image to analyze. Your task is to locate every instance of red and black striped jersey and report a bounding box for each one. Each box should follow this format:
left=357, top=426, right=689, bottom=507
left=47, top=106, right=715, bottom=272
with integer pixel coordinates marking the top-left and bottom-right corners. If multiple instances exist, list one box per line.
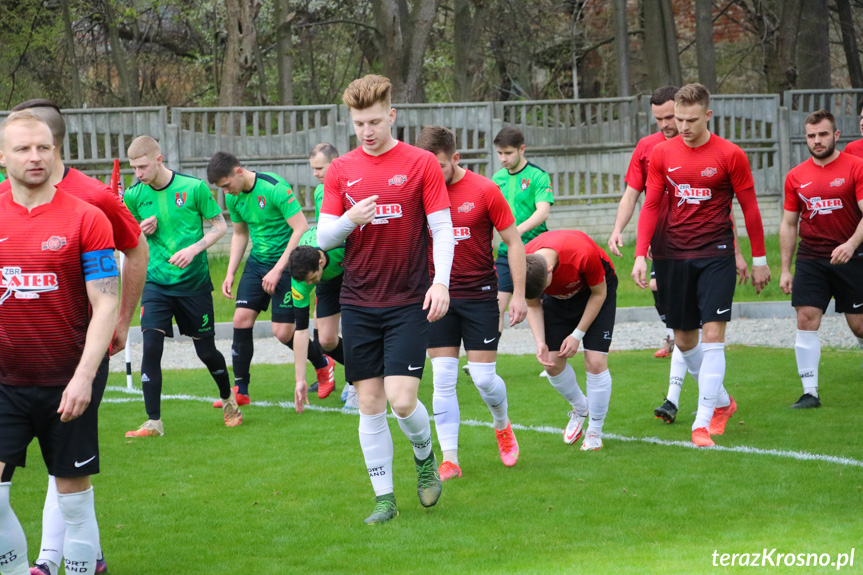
left=429, top=169, right=514, bottom=300
left=784, top=152, right=863, bottom=259
left=525, top=230, right=613, bottom=300
left=639, top=134, right=765, bottom=260
left=321, top=141, right=450, bottom=307
left=844, top=139, right=863, bottom=160
left=0, top=188, right=115, bottom=387
left=625, top=131, right=670, bottom=258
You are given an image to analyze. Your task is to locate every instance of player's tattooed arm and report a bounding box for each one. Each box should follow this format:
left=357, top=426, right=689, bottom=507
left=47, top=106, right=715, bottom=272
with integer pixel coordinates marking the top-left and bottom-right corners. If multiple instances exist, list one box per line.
left=93, top=276, right=119, bottom=296
left=169, top=213, right=227, bottom=269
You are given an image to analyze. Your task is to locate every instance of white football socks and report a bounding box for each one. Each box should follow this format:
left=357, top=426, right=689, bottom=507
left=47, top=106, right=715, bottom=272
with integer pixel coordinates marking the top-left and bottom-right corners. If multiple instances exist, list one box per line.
left=36, top=476, right=64, bottom=573
left=358, top=411, right=394, bottom=496
left=680, top=342, right=704, bottom=383
left=467, top=361, right=510, bottom=430
left=585, top=370, right=612, bottom=436
left=795, top=330, right=820, bottom=397
left=395, top=401, right=433, bottom=460
left=0, top=482, right=30, bottom=575
left=547, top=363, right=589, bottom=414
left=431, top=357, right=460, bottom=460
left=57, top=487, right=99, bottom=575
left=666, top=345, right=688, bottom=407
left=693, top=342, right=726, bottom=430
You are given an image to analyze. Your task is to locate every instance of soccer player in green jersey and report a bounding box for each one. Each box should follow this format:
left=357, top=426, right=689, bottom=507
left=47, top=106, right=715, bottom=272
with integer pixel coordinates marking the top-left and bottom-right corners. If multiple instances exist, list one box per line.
left=123, top=136, right=241, bottom=438
left=0, top=171, right=5, bottom=183
left=310, top=143, right=339, bottom=223
left=288, top=227, right=350, bottom=411
left=207, top=152, right=337, bottom=404
left=491, top=127, right=553, bottom=338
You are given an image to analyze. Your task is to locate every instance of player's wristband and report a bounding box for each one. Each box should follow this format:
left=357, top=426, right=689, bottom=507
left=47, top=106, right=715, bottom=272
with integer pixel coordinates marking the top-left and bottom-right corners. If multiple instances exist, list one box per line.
left=571, top=329, right=586, bottom=342
left=752, top=256, right=767, bottom=267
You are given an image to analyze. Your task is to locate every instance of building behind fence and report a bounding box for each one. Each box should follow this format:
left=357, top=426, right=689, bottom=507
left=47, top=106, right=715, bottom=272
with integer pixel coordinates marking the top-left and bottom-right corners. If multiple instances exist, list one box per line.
left=3, top=90, right=861, bottom=249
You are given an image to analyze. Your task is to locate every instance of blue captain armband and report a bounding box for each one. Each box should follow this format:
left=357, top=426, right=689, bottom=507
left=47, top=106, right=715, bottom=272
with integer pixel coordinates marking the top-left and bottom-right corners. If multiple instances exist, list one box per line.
left=82, top=249, right=119, bottom=281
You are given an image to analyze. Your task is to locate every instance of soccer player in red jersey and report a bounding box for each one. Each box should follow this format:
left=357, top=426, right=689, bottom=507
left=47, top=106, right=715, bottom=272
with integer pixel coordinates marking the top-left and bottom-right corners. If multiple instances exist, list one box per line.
left=1, top=99, right=148, bottom=575
left=317, top=75, right=454, bottom=524
left=416, top=126, right=526, bottom=480
left=632, top=83, right=771, bottom=447
left=843, top=101, right=863, bottom=160
left=780, top=109, right=863, bottom=409
left=524, top=230, right=617, bottom=451
left=0, top=111, right=118, bottom=575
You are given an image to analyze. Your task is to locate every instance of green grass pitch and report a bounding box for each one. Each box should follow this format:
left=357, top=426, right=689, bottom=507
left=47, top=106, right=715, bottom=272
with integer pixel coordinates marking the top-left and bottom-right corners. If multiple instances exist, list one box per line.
left=9, top=347, right=862, bottom=574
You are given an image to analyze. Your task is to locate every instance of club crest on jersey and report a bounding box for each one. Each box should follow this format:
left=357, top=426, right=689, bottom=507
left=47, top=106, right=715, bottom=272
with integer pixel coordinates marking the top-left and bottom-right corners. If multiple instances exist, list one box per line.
left=388, top=175, right=408, bottom=186
left=458, top=202, right=475, bottom=213
left=371, top=203, right=403, bottom=225
left=830, top=178, right=846, bottom=187
left=453, top=227, right=471, bottom=244
left=798, top=194, right=843, bottom=218
left=41, top=236, right=67, bottom=251
left=258, top=195, right=266, bottom=209
left=701, top=167, right=717, bottom=177
left=0, top=267, right=59, bottom=304
left=521, top=178, right=530, bottom=191
left=175, top=192, right=186, bottom=207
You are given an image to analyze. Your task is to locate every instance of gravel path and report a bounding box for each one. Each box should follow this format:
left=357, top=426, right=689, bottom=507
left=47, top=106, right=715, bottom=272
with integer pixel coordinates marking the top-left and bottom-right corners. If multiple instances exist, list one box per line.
left=108, top=315, right=861, bottom=373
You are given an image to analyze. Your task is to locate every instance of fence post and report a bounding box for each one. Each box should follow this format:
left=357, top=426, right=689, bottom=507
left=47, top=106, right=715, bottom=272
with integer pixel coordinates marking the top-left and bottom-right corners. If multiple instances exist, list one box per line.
left=777, top=105, right=790, bottom=182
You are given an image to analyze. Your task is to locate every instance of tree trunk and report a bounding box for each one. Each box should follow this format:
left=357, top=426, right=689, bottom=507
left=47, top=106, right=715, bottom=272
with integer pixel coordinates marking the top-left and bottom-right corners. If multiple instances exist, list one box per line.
left=219, top=0, right=258, bottom=106
left=836, top=0, right=863, bottom=89
left=453, top=0, right=486, bottom=101
left=371, top=0, right=439, bottom=103
left=61, top=0, right=83, bottom=107
left=613, top=0, right=630, bottom=96
left=102, top=0, right=139, bottom=105
left=796, top=0, right=830, bottom=89
left=275, top=0, right=294, bottom=105
left=695, top=0, right=717, bottom=92
left=642, top=0, right=682, bottom=88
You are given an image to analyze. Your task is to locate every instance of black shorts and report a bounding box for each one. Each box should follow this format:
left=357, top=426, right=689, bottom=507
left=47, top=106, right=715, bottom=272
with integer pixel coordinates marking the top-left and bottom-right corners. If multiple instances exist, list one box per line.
left=496, top=255, right=513, bottom=293
left=141, top=285, right=216, bottom=338
left=651, top=260, right=668, bottom=323
left=543, top=263, right=618, bottom=354
left=428, top=298, right=500, bottom=351
left=341, top=304, right=429, bottom=381
left=792, top=257, right=863, bottom=314
left=0, top=358, right=107, bottom=478
left=656, top=256, right=736, bottom=331
left=315, top=275, right=343, bottom=319
left=236, top=257, right=294, bottom=323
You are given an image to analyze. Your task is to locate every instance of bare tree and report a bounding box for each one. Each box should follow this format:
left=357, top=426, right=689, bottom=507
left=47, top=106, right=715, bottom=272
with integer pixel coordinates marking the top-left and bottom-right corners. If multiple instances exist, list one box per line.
left=370, top=0, right=439, bottom=102
left=695, top=0, right=717, bottom=92
left=642, top=0, right=682, bottom=87
left=61, top=0, right=84, bottom=107
left=797, top=0, right=831, bottom=88
left=220, top=0, right=259, bottom=106
left=835, top=0, right=863, bottom=89
left=102, top=0, right=140, bottom=105
left=613, top=0, right=630, bottom=96
left=275, top=0, right=294, bottom=105
left=453, top=0, right=486, bottom=101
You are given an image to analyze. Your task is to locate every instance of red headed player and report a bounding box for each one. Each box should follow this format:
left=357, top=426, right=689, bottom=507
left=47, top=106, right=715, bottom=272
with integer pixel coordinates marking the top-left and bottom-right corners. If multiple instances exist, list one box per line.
left=0, top=111, right=118, bottom=575
left=632, top=83, right=771, bottom=447
left=843, top=101, right=863, bottom=160
left=416, top=126, right=526, bottom=480
left=780, top=109, right=863, bottom=409
left=524, top=230, right=617, bottom=451
left=0, top=99, right=148, bottom=575
left=316, top=75, right=454, bottom=524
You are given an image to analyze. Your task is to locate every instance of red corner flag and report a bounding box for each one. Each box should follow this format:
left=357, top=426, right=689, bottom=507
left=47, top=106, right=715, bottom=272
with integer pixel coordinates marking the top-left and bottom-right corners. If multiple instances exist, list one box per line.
left=110, top=158, right=121, bottom=197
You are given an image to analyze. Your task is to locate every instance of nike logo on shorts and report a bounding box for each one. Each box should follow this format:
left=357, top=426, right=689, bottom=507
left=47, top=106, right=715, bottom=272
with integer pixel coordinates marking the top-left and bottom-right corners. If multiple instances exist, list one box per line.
left=74, top=456, right=96, bottom=468
left=668, top=166, right=682, bottom=172
left=408, top=365, right=422, bottom=371
left=800, top=182, right=812, bottom=188
left=853, top=303, right=863, bottom=309
left=347, top=178, right=363, bottom=187
left=484, top=337, right=496, bottom=344
left=716, top=308, right=731, bottom=315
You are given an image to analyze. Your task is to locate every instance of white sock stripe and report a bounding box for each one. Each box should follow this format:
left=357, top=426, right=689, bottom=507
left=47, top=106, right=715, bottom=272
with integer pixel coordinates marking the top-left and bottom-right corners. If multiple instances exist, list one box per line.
left=103, top=391, right=863, bottom=468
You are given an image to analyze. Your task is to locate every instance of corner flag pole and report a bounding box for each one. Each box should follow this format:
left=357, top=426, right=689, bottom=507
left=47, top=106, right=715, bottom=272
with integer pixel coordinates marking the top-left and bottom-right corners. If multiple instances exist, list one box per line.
left=111, top=159, right=134, bottom=390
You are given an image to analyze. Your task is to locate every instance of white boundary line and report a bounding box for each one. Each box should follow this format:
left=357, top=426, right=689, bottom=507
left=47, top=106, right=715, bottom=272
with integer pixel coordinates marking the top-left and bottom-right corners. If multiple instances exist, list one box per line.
left=104, top=386, right=863, bottom=468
